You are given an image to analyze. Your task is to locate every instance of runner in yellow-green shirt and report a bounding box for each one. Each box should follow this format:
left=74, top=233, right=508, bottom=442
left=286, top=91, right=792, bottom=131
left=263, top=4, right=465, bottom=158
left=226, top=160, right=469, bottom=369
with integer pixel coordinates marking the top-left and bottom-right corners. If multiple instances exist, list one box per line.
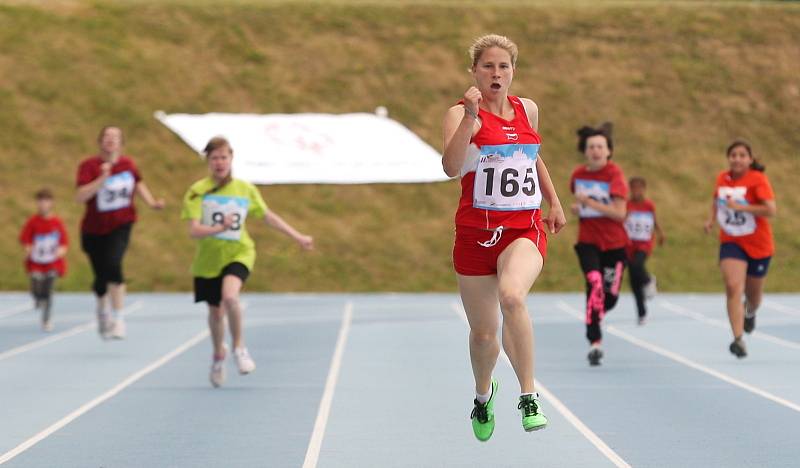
left=182, top=136, right=314, bottom=388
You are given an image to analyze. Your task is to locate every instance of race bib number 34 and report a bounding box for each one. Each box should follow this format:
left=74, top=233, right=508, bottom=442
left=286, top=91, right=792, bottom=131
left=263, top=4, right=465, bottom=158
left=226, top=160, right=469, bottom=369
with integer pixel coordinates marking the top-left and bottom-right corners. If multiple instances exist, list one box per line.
left=717, top=187, right=755, bottom=236
left=97, top=171, right=135, bottom=212
left=473, top=144, right=541, bottom=211
left=202, top=194, right=249, bottom=241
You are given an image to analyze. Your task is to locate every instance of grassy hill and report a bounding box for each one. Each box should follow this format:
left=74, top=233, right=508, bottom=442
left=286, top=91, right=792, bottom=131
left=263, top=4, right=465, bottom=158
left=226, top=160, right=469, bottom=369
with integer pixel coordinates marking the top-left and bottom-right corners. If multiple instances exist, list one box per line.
left=1, top=0, right=798, bottom=293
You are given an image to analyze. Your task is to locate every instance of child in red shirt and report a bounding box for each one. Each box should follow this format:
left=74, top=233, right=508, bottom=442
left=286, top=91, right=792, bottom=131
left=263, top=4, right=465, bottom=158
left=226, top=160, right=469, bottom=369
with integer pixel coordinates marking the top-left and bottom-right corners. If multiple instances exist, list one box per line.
left=19, top=189, right=68, bottom=331
left=570, top=122, right=628, bottom=366
left=625, top=177, right=664, bottom=325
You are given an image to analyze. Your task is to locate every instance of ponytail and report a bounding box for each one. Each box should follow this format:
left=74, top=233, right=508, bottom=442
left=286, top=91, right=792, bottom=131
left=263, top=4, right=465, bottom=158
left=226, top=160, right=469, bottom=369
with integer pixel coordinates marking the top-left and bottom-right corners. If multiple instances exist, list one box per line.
left=726, top=139, right=765, bottom=172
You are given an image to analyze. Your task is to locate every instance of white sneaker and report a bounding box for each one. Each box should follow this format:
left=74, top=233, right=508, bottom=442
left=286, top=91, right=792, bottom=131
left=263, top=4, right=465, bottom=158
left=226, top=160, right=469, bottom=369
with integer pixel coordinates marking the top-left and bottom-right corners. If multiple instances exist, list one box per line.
left=644, top=275, right=657, bottom=300
left=97, top=312, right=112, bottom=340
left=234, top=346, right=256, bottom=375
left=210, top=359, right=226, bottom=388
left=42, top=321, right=53, bottom=332
left=209, top=345, right=228, bottom=388
left=110, top=316, right=126, bottom=340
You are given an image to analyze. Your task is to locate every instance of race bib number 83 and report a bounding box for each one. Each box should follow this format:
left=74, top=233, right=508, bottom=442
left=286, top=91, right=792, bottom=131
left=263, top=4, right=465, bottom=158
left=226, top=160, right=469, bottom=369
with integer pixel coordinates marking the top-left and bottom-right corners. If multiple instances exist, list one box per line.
left=473, top=144, right=541, bottom=211
left=202, top=195, right=249, bottom=241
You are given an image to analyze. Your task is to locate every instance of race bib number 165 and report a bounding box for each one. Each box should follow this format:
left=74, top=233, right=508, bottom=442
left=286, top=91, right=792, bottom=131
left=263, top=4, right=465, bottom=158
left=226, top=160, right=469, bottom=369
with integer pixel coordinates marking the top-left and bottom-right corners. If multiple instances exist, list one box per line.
left=473, top=144, right=541, bottom=211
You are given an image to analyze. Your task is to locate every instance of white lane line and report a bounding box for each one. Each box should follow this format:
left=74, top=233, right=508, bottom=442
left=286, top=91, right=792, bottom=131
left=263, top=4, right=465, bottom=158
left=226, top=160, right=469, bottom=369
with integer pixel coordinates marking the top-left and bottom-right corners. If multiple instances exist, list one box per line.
left=0, top=327, right=209, bottom=465
left=0, top=301, right=143, bottom=362
left=764, top=301, right=800, bottom=318
left=0, top=302, right=34, bottom=319
left=451, top=302, right=630, bottom=468
left=658, top=300, right=800, bottom=351
left=556, top=300, right=800, bottom=414
left=302, top=302, right=354, bottom=468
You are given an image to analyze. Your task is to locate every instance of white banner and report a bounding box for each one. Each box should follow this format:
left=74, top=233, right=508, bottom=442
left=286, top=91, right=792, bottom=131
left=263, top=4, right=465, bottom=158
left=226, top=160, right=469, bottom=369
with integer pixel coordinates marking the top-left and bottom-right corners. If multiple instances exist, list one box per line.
left=154, top=111, right=450, bottom=185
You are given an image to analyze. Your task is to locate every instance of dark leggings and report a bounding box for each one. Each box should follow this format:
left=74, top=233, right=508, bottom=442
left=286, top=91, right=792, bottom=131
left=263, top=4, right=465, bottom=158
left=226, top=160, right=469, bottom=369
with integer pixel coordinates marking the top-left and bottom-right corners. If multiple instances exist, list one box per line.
left=30, top=273, right=56, bottom=322
left=628, top=250, right=651, bottom=319
left=81, top=224, right=132, bottom=297
left=574, top=243, right=627, bottom=344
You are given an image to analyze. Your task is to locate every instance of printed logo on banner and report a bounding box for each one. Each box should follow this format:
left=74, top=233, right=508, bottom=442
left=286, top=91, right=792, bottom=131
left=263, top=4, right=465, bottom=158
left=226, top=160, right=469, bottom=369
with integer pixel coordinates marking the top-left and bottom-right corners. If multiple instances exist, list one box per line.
left=574, top=179, right=611, bottom=218
left=202, top=194, right=250, bottom=241
left=716, top=186, right=756, bottom=236
left=97, top=171, right=135, bottom=212
left=473, top=143, right=541, bottom=211
left=31, top=231, right=60, bottom=264
left=263, top=122, right=334, bottom=156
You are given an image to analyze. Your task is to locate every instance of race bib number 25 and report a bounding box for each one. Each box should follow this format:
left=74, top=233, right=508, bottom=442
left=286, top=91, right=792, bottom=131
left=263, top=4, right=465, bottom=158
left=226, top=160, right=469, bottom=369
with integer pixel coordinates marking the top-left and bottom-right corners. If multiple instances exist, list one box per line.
left=202, top=195, right=249, bottom=241
left=473, top=144, right=541, bottom=211
left=717, top=187, right=755, bottom=236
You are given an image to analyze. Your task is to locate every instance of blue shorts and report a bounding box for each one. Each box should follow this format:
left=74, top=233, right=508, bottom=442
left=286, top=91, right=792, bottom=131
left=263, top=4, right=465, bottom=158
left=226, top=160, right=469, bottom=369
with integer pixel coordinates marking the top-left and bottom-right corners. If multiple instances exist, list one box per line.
left=719, top=243, right=771, bottom=278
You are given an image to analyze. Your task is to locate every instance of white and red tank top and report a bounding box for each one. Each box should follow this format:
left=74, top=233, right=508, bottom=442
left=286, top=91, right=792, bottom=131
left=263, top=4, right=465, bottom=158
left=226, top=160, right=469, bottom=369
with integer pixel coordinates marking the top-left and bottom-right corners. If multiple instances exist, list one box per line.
left=455, top=96, right=543, bottom=230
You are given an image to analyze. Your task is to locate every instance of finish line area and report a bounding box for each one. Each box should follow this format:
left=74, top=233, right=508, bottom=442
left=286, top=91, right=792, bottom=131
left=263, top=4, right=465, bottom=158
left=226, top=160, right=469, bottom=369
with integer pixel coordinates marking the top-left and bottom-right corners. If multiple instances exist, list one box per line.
left=1, top=292, right=799, bottom=467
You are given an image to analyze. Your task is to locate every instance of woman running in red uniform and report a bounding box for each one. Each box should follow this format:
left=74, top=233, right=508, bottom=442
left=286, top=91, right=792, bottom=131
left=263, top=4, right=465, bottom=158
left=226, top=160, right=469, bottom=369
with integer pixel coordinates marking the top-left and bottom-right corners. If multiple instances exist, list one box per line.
left=570, top=123, right=628, bottom=366
left=704, top=140, right=776, bottom=358
left=625, top=176, right=664, bottom=325
left=19, top=188, right=68, bottom=332
left=76, top=126, right=165, bottom=340
left=443, top=34, right=566, bottom=440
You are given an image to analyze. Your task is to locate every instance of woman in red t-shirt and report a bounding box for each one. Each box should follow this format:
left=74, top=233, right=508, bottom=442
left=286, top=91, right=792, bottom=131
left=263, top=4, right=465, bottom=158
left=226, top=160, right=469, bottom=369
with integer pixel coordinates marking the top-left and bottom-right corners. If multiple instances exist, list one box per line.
left=704, top=140, right=776, bottom=359
left=443, top=34, right=566, bottom=439
left=625, top=177, right=665, bottom=325
left=19, top=188, right=68, bottom=332
left=76, top=126, right=165, bottom=340
left=569, top=123, right=628, bottom=366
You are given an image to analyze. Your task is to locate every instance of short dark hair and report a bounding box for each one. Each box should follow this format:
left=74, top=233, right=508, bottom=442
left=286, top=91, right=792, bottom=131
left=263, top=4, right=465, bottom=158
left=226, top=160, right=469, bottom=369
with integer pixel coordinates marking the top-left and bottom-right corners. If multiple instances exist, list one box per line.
left=629, top=176, right=646, bottom=187
left=35, top=188, right=54, bottom=200
left=576, top=122, right=614, bottom=155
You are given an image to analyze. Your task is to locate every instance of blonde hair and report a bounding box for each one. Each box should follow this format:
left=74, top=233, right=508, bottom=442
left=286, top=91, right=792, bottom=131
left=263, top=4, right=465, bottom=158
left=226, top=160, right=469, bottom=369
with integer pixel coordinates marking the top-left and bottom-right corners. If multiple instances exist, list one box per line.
left=203, top=136, right=232, bottom=158
left=469, top=34, right=518, bottom=68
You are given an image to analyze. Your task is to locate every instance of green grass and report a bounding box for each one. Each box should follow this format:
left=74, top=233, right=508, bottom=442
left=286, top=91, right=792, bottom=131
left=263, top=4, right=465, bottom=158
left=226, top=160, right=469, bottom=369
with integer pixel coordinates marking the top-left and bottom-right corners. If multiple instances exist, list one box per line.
left=1, top=1, right=798, bottom=292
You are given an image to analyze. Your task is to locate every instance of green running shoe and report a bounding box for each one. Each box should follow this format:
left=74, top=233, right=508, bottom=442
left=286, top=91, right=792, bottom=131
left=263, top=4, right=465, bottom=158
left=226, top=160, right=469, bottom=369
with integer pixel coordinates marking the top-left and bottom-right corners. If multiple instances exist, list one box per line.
left=470, top=378, right=498, bottom=442
left=519, top=393, right=548, bottom=432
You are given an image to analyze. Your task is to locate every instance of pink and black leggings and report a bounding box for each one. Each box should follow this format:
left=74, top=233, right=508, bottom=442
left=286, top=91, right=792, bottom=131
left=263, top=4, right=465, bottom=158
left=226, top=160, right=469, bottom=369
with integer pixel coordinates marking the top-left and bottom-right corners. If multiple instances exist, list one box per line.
left=574, top=243, right=627, bottom=344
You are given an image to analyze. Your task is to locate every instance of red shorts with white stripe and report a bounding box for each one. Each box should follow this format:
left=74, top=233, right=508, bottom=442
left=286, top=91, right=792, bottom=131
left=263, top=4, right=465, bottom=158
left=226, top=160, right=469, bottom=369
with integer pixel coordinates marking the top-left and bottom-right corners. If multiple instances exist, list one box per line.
left=453, top=224, right=547, bottom=276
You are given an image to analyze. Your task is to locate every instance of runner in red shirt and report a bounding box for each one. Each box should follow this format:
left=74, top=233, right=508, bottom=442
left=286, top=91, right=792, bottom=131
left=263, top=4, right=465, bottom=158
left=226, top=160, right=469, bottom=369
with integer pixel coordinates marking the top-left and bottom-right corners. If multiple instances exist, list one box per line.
left=625, top=177, right=665, bottom=325
left=569, top=123, right=628, bottom=366
left=704, top=140, right=776, bottom=358
left=19, top=189, right=68, bottom=332
left=76, top=126, right=165, bottom=340
left=443, top=34, right=566, bottom=440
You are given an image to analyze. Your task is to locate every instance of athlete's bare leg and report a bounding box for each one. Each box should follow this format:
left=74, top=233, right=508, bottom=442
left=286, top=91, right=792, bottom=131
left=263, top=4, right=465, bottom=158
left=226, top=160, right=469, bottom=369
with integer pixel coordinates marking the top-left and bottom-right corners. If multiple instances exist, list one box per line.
left=497, top=238, right=543, bottom=394
left=721, top=258, right=748, bottom=338
left=458, top=274, right=500, bottom=396
left=109, top=283, right=126, bottom=312
left=744, top=275, right=766, bottom=313
left=221, top=275, right=245, bottom=349
left=208, top=305, right=226, bottom=356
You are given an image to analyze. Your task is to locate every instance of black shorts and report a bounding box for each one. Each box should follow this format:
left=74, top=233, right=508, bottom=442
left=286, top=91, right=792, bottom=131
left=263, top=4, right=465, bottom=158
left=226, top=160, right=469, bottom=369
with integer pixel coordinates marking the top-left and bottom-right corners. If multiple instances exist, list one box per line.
left=719, top=242, right=771, bottom=278
left=194, top=262, right=250, bottom=307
